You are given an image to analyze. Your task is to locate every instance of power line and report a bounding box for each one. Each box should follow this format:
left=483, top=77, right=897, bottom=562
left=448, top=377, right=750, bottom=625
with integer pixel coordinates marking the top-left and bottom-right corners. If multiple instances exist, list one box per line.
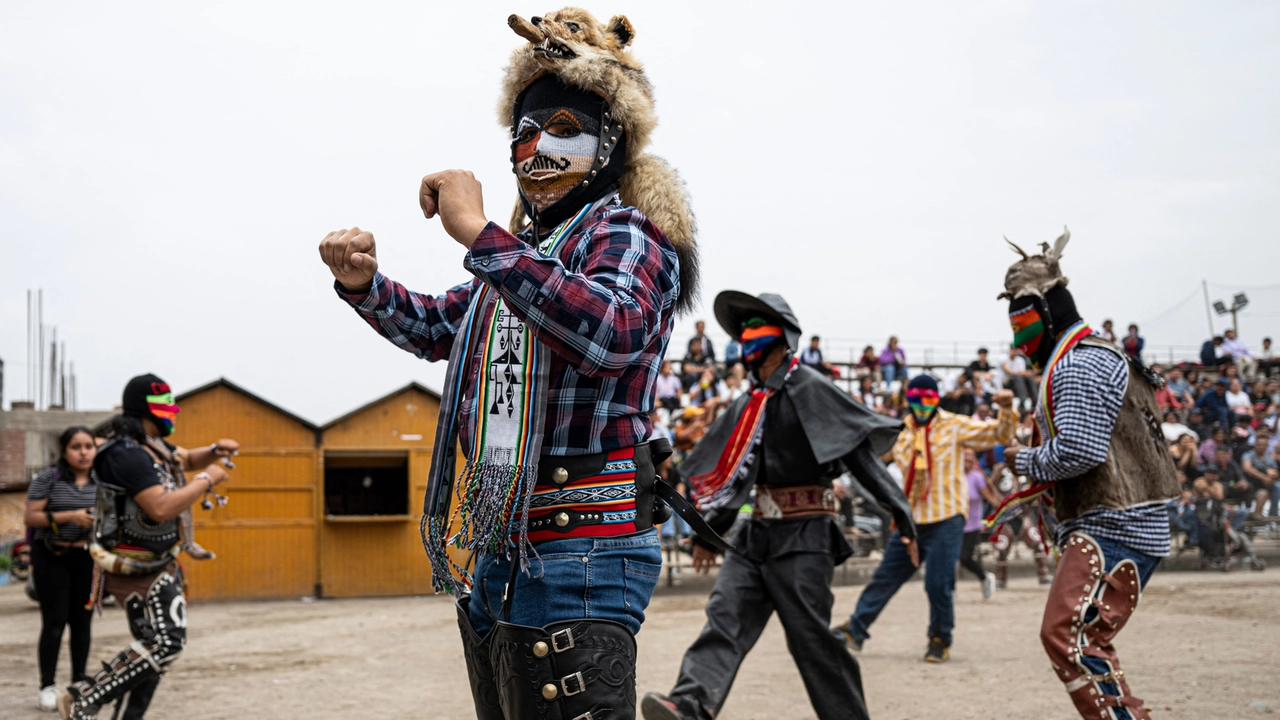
left=1137, top=286, right=1202, bottom=326
left=1206, top=281, right=1280, bottom=291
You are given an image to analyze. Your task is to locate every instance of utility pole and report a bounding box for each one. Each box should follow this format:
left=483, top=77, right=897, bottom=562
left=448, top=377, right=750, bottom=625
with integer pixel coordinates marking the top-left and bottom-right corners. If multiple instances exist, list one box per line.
left=38, top=290, right=44, bottom=410
left=1202, top=280, right=1214, bottom=337
left=1211, top=292, right=1249, bottom=338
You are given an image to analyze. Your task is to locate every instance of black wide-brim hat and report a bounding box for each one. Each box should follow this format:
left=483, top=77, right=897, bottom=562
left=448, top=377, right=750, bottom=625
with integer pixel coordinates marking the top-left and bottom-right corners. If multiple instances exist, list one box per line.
left=713, top=291, right=802, bottom=351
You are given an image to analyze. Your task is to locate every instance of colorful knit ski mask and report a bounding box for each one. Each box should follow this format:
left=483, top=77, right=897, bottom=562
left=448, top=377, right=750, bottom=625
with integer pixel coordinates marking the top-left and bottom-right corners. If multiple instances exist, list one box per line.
left=1008, top=285, right=1080, bottom=371
left=740, top=318, right=785, bottom=370
left=512, top=75, right=626, bottom=229
left=906, top=375, right=940, bottom=426
left=122, top=373, right=179, bottom=437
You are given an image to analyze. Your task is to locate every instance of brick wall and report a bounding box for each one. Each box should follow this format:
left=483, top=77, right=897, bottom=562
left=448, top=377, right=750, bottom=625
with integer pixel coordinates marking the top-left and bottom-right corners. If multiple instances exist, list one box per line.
left=0, top=429, right=26, bottom=490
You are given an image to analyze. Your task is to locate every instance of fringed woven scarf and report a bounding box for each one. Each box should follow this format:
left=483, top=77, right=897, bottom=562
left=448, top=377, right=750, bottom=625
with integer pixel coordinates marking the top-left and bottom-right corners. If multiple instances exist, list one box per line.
left=983, top=321, right=1093, bottom=543
left=422, top=200, right=603, bottom=595
left=689, top=357, right=799, bottom=511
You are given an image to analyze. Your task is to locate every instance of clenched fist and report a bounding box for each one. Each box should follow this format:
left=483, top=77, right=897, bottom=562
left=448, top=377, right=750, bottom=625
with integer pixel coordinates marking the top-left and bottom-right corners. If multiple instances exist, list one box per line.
left=319, top=227, right=378, bottom=293
left=419, top=170, right=489, bottom=248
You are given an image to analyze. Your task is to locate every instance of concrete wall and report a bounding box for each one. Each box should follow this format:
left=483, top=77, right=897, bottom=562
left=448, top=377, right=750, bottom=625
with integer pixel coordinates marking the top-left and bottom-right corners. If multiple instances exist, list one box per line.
left=0, top=429, right=24, bottom=490
left=0, top=409, right=114, bottom=490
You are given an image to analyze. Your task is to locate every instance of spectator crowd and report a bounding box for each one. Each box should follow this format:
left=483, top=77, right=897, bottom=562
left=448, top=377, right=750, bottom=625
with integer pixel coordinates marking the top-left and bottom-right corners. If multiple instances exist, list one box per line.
left=652, top=317, right=1279, bottom=569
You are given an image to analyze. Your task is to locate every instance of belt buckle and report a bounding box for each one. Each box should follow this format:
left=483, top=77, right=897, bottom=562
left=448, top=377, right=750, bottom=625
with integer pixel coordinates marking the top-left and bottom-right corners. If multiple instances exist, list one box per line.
left=550, top=628, right=575, bottom=652
left=561, top=671, right=587, bottom=696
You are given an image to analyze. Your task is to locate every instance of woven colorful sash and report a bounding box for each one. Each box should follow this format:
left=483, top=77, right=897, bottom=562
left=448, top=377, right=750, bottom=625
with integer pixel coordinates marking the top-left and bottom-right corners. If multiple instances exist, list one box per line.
left=689, top=358, right=799, bottom=511
left=982, top=321, right=1092, bottom=537
left=422, top=201, right=600, bottom=594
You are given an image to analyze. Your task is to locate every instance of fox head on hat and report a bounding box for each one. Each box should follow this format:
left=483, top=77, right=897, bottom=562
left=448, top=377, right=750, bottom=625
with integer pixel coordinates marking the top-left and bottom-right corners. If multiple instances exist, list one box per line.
left=500, top=8, right=699, bottom=312
left=998, top=226, right=1081, bottom=371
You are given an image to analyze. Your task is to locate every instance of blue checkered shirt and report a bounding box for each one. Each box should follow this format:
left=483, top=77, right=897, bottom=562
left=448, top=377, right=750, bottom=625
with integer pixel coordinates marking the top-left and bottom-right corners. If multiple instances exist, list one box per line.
left=1014, top=342, right=1172, bottom=557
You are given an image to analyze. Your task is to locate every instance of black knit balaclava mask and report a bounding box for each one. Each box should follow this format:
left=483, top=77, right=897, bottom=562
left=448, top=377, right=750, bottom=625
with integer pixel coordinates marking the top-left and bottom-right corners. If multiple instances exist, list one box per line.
left=122, top=373, right=179, bottom=437
left=1007, top=285, right=1081, bottom=371
left=512, top=75, right=626, bottom=230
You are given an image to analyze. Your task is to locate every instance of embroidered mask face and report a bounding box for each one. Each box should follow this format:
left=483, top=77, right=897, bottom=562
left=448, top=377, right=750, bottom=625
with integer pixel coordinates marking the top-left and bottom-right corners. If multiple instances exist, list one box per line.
left=906, top=387, right=939, bottom=425
left=739, top=318, right=785, bottom=370
left=1009, top=296, right=1053, bottom=371
left=513, top=106, right=600, bottom=215
left=145, top=390, right=179, bottom=436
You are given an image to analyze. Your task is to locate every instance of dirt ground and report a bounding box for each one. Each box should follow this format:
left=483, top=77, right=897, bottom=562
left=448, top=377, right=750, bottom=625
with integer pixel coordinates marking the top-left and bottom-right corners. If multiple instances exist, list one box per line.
left=1, top=557, right=1276, bottom=720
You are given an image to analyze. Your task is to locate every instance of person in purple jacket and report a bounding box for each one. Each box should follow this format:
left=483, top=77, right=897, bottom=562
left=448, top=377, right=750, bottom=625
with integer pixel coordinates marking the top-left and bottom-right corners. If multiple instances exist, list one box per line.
left=879, top=336, right=907, bottom=385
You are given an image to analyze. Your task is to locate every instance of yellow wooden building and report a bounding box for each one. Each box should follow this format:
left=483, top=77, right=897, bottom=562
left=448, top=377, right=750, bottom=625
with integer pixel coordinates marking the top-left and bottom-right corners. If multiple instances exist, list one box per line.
left=169, top=379, right=443, bottom=601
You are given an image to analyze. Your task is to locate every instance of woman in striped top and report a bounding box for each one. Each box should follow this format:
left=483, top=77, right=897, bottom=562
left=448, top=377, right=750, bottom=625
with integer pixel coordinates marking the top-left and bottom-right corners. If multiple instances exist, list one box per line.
left=24, top=426, right=98, bottom=712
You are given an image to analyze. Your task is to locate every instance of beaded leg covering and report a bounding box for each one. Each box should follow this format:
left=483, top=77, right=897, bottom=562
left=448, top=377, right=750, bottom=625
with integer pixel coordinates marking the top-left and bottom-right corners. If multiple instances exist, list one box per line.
left=457, top=597, right=505, bottom=720
left=492, top=618, right=637, bottom=720
left=994, top=524, right=1051, bottom=584
left=1040, top=533, right=1149, bottom=720
left=994, top=526, right=1013, bottom=585
left=65, top=573, right=186, bottom=719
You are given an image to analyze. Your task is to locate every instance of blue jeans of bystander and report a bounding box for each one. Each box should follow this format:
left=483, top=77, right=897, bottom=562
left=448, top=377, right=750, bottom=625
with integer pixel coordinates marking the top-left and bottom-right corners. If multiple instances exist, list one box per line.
left=847, top=514, right=964, bottom=647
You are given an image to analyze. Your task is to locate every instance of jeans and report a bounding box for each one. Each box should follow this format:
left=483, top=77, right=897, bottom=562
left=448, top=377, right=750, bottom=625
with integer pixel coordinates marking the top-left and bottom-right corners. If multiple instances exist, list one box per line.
left=1075, top=535, right=1161, bottom=720
left=882, top=364, right=904, bottom=386
left=848, top=514, right=964, bottom=646
left=1169, top=506, right=1199, bottom=546
left=468, top=529, right=662, bottom=637
left=660, top=513, right=691, bottom=539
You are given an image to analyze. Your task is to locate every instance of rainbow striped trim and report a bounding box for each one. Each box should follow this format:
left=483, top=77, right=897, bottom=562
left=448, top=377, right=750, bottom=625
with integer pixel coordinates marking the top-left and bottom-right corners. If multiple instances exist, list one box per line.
left=1036, top=321, right=1093, bottom=440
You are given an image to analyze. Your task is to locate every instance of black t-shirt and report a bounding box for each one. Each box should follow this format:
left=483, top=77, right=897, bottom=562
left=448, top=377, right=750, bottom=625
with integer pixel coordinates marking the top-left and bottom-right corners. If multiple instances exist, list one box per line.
left=94, top=439, right=179, bottom=553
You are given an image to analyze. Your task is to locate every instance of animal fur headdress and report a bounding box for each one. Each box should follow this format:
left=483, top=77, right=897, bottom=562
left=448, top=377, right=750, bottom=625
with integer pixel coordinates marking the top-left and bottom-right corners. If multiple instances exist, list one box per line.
left=500, top=8, right=699, bottom=312
left=997, top=226, right=1070, bottom=300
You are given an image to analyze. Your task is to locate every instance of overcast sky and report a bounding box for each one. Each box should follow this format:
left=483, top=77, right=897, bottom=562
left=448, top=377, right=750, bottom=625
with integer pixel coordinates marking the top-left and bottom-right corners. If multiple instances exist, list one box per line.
left=2, top=1, right=1278, bottom=422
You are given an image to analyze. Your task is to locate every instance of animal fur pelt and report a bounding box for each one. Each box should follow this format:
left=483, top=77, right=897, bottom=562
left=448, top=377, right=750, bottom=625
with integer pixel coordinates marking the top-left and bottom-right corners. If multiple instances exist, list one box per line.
left=998, top=226, right=1070, bottom=300
left=500, top=8, right=699, bottom=313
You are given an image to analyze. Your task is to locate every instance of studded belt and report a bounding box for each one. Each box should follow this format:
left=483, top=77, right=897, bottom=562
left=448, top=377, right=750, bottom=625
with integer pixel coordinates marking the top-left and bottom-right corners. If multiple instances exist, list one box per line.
left=752, top=484, right=838, bottom=520
left=516, top=445, right=654, bottom=544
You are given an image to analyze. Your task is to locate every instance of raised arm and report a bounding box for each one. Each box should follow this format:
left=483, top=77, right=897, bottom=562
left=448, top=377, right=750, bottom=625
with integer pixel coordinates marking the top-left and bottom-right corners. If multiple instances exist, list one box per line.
left=953, top=393, right=1019, bottom=450
left=465, top=207, right=677, bottom=377
left=320, top=226, right=479, bottom=362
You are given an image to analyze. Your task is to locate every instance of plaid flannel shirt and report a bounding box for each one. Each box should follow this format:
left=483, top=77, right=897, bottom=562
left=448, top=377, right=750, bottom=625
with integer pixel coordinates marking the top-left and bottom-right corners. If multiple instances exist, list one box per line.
left=336, top=203, right=680, bottom=457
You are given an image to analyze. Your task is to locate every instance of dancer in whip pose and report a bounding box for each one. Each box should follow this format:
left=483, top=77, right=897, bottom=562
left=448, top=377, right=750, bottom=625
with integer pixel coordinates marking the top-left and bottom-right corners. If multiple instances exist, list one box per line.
left=642, top=291, right=915, bottom=720
left=988, top=228, right=1178, bottom=719
left=320, top=9, right=702, bottom=718
left=60, top=374, right=236, bottom=719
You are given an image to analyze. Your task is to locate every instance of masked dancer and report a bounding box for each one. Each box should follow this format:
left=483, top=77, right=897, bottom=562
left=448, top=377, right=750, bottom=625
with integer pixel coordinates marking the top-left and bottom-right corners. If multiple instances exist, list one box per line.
left=60, top=374, right=236, bottom=719
left=641, top=291, right=915, bottom=720
left=834, top=378, right=1017, bottom=662
left=320, top=9, right=701, bottom=719
left=986, top=229, right=1178, bottom=720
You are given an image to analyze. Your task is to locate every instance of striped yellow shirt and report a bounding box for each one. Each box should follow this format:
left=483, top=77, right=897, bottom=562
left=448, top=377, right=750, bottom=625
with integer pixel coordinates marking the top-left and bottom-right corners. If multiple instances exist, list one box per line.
left=891, top=408, right=1018, bottom=526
